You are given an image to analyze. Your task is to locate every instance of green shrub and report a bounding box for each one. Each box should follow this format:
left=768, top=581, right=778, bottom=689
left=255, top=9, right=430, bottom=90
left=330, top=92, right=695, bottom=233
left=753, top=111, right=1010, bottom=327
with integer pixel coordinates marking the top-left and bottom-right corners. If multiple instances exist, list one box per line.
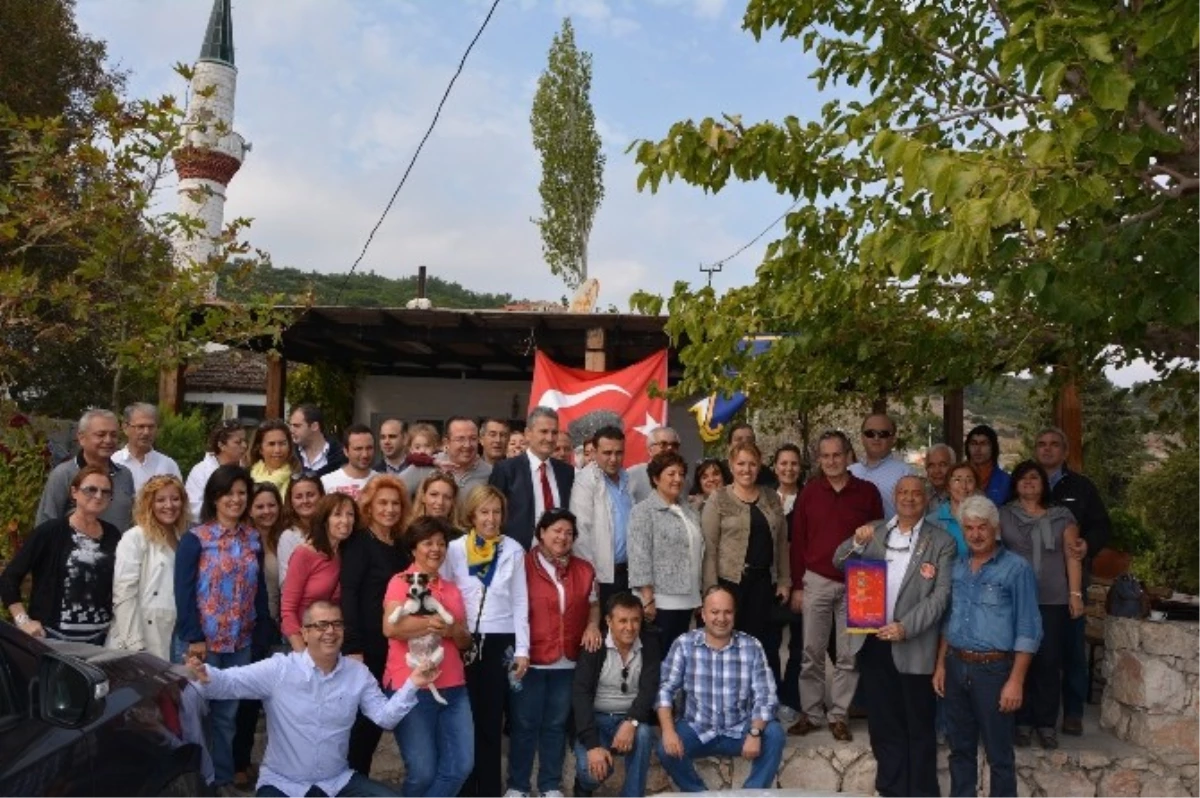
left=156, top=408, right=210, bottom=476
left=0, top=404, right=53, bottom=597
left=1125, top=446, right=1200, bottom=595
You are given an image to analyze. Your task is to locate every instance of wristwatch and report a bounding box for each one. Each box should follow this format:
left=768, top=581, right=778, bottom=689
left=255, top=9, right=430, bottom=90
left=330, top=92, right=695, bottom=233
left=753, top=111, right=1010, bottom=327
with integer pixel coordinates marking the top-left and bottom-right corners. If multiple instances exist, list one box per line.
left=748, top=727, right=763, bottom=738
left=14, top=613, right=30, bottom=627
left=626, top=718, right=640, bottom=728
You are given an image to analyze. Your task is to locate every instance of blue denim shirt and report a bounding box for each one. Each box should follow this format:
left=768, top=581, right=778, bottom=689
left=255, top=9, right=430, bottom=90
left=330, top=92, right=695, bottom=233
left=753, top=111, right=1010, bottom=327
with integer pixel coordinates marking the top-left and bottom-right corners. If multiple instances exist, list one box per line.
left=604, top=471, right=633, bottom=565
left=944, top=546, right=1042, bottom=654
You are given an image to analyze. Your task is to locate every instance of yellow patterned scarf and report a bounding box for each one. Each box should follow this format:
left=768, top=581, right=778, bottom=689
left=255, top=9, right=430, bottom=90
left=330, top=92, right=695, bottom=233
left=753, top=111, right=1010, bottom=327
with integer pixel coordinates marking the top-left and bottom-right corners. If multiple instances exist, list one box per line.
left=466, top=531, right=501, bottom=586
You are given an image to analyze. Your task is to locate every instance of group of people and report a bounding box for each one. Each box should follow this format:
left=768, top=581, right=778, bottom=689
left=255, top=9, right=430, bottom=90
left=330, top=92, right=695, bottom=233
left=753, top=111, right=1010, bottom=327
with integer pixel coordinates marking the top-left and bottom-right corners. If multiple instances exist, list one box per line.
left=0, top=400, right=1110, bottom=798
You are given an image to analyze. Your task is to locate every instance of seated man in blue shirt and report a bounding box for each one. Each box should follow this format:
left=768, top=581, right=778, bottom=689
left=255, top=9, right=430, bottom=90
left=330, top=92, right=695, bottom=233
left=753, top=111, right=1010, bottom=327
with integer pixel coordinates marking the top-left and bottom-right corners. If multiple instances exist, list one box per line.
left=186, top=600, right=437, bottom=798
left=656, top=585, right=785, bottom=792
left=932, top=496, right=1043, bottom=798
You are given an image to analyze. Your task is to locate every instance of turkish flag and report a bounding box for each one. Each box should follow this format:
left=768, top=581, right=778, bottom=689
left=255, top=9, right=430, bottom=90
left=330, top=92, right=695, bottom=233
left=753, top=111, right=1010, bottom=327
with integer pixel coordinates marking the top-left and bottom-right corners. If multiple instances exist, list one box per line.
left=529, top=350, right=668, bottom=465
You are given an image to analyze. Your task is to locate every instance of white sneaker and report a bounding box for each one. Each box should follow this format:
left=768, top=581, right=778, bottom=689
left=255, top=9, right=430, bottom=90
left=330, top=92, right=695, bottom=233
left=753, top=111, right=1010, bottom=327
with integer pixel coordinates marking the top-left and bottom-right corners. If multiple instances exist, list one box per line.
left=542, top=792, right=565, bottom=797
left=503, top=791, right=527, bottom=797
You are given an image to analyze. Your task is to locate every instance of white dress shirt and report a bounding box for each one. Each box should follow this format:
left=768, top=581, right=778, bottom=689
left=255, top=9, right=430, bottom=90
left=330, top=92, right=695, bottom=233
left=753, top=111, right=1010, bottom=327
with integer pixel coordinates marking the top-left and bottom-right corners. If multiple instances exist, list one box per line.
left=527, top=450, right=563, bottom=521
left=197, top=650, right=419, bottom=796
left=441, top=534, right=531, bottom=657
left=883, top=518, right=922, bottom=624
left=184, top=453, right=219, bottom=520
left=112, top=446, right=182, bottom=493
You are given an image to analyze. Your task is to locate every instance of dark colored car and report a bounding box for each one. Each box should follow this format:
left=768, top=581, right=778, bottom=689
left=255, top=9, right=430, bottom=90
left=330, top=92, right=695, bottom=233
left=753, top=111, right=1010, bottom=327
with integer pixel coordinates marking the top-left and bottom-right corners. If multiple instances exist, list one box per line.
left=0, top=621, right=206, bottom=796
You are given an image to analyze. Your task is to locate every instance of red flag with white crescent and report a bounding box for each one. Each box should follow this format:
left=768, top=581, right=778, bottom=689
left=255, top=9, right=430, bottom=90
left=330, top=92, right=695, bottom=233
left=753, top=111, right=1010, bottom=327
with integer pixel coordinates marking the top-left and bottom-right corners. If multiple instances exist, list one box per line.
left=529, top=350, right=668, bottom=465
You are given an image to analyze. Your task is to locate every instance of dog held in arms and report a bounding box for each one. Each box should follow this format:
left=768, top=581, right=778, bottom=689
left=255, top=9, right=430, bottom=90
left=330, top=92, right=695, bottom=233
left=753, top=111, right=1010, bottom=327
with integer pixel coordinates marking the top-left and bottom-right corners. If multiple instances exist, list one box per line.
left=387, top=572, right=452, bottom=705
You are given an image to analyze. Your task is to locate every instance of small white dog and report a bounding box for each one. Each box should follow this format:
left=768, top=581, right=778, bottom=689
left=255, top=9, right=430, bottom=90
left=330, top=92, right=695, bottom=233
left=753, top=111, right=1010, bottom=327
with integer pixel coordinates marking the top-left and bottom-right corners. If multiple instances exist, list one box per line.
left=388, top=572, right=453, bottom=705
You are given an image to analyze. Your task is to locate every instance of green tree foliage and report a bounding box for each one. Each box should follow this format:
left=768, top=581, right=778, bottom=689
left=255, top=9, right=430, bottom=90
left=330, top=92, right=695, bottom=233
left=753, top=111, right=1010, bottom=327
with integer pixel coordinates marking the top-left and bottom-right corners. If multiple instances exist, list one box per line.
left=629, top=0, right=1198, bottom=423
left=155, top=409, right=211, bottom=476
left=219, top=263, right=515, bottom=309
left=530, top=18, right=605, bottom=289
left=0, top=76, right=289, bottom=417
left=0, top=404, right=52, bottom=567
left=286, top=361, right=362, bottom=438
left=1126, top=446, right=1199, bottom=594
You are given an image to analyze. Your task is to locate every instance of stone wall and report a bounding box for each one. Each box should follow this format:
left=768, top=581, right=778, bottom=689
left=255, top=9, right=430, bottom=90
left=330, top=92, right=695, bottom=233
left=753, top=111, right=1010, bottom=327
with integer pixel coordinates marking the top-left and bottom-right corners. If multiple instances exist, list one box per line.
left=1101, top=617, right=1199, bottom=776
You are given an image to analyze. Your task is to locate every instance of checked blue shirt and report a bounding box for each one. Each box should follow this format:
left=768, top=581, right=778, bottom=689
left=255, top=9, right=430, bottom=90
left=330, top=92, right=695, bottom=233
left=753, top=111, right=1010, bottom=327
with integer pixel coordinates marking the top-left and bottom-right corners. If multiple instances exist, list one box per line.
left=656, top=629, right=777, bottom=743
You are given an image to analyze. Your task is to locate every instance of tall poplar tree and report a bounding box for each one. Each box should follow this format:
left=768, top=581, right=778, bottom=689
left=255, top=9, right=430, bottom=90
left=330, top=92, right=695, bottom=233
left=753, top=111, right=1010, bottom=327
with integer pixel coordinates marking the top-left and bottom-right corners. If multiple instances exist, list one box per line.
left=530, top=18, right=605, bottom=290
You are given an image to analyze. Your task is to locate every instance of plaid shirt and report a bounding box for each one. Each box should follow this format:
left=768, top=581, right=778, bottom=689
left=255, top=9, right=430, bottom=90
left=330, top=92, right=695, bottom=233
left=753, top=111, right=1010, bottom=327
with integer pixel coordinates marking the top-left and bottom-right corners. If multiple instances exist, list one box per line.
left=656, top=629, right=777, bottom=743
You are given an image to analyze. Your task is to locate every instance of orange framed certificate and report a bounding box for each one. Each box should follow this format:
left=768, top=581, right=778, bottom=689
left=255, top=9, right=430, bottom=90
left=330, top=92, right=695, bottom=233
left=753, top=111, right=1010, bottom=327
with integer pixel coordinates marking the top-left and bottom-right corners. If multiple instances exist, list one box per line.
left=846, top=559, right=887, bottom=634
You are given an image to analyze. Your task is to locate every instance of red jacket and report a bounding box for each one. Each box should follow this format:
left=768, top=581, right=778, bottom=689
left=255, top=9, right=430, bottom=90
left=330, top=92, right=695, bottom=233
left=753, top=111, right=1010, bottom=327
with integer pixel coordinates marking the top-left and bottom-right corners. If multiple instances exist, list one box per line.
left=791, top=473, right=884, bottom=584
left=526, top=552, right=595, bottom=665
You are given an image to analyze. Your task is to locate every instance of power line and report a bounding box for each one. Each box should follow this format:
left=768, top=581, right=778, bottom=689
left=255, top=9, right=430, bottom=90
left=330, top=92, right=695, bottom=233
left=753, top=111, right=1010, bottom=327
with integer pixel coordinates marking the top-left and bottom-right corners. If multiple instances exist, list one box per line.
left=335, top=0, right=502, bottom=303
left=698, top=197, right=803, bottom=284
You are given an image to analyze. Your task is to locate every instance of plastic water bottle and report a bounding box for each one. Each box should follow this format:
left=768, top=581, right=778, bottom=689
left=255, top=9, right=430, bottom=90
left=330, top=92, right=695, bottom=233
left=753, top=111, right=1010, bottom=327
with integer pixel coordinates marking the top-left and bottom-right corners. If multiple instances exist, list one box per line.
left=503, top=645, right=523, bottom=693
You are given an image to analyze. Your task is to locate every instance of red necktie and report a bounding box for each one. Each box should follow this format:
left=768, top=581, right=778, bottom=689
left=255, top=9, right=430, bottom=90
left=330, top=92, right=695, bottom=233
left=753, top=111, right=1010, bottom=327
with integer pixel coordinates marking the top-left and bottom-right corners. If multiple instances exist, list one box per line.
left=539, top=461, right=555, bottom=515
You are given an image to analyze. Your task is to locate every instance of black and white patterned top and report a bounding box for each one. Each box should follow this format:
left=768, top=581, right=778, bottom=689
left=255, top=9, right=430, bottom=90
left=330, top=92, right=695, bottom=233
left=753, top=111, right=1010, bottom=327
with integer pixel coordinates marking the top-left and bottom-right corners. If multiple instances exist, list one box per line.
left=55, top=527, right=115, bottom=640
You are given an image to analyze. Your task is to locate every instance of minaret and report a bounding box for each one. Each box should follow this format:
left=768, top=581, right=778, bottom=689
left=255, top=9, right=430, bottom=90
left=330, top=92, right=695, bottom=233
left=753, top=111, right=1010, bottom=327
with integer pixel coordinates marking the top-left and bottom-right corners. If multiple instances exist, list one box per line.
left=172, top=0, right=247, bottom=283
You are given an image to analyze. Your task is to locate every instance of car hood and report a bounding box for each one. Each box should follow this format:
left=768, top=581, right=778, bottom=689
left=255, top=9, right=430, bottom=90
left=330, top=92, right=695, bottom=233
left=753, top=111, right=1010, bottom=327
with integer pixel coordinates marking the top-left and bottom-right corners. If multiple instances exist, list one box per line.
left=45, top=639, right=188, bottom=688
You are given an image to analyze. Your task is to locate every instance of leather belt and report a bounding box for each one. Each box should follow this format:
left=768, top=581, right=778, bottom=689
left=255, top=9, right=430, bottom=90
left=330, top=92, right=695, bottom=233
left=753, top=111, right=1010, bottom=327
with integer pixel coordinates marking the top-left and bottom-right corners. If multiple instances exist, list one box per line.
left=949, top=647, right=1013, bottom=664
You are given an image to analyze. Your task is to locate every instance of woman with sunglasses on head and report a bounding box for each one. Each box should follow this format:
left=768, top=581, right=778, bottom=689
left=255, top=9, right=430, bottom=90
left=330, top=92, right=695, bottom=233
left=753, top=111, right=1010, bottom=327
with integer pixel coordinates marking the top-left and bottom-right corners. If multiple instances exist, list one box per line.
left=107, top=474, right=189, bottom=660
left=185, top=419, right=248, bottom=519
left=442, top=485, right=529, bottom=798
left=342, top=475, right=413, bottom=776
left=276, top=474, right=325, bottom=591
left=174, top=463, right=270, bottom=795
left=281, top=494, right=358, bottom=652
left=2, top=466, right=121, bottom=643
left=408, top=471, right=462, bottom=533
left=507, top=508, right=603, bottom=798
left=249, top=419, right=299, bottom=499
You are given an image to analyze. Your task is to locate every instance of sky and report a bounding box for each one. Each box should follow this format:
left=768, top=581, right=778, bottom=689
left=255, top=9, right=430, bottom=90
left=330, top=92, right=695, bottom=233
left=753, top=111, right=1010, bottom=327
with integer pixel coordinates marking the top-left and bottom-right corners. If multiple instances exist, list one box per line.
left=76, top=0, right=814, bottom=306
left=75, top=0, right=1156, bottom=386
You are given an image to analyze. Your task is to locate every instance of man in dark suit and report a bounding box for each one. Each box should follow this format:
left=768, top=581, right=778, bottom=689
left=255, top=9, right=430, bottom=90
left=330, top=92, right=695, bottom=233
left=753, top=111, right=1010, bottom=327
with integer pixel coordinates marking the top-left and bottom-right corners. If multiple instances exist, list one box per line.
left=489, top=406, right=575, bottom=550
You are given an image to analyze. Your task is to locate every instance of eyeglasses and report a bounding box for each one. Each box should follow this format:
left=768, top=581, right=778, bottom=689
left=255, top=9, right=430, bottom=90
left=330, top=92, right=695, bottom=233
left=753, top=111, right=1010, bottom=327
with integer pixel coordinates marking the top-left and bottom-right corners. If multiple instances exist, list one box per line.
left=620, top=664, right=630, bottom=694
left=303, top=620, right=345, bottom=632
left=862, top=429, right=894, bottom=439
left=78, top=485, right=114, bottom=499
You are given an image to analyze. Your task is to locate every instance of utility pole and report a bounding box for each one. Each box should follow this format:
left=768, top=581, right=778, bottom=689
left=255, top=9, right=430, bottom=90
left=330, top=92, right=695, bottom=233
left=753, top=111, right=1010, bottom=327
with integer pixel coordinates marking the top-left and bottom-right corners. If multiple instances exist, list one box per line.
left=700, top=261, right=723, bottom=287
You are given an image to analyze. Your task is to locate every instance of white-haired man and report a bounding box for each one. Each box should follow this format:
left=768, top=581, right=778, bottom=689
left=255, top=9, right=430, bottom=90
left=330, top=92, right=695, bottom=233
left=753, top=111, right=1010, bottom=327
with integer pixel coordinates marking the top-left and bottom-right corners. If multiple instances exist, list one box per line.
left=37, top=409, right=135, bottom=530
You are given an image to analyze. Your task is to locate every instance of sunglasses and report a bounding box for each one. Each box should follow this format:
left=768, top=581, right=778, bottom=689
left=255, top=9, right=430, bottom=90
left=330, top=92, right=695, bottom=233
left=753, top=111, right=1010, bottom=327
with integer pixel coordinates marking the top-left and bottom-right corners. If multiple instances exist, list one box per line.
left=862, top=429, right=894, bottom=439
left=78, top=485, right=114, bottom=499
left=303, top=620, right=345, bottom=632
left=620, top=664, right=630, bottom=694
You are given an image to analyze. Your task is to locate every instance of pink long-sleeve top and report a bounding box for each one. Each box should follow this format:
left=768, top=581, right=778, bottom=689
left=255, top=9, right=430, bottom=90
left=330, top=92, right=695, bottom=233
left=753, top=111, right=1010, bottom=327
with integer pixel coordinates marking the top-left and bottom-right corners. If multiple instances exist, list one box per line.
left=280, top=545, right=342, bottom=637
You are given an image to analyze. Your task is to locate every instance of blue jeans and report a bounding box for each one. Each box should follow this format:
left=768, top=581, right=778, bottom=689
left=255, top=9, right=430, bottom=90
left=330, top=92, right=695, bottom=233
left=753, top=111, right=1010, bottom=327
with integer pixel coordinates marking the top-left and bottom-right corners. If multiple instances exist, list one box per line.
left=656, top=720, right=785, bottom=792
left=390, top=685, right=473, bottom=797
left=572, top=712, right=653, bottom=797
left=1061, top=614, right=1088, bottom=719
left=507, top=668, right=574, bottom=795
left=944, top=655, right=1016, bottom=797
left=205, top=647, right=253, bottom=786
left=255, top=771, right=398, bottom=796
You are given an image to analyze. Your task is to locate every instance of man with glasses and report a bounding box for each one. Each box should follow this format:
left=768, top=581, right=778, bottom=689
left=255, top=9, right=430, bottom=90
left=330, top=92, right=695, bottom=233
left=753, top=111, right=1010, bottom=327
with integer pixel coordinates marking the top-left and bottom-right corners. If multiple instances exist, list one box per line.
left=849, top=414, right=913, bottom=519
left=628, top=426, right=681, bottom=503
left=186, top=600, right=438, bottom=797
left=571, top=592, right=661, bottom=798
left=788, top=431, right=883, bottom=742
left=112, top=402, right=181, bottom=492
left=37, top=408, right=136, bottom=530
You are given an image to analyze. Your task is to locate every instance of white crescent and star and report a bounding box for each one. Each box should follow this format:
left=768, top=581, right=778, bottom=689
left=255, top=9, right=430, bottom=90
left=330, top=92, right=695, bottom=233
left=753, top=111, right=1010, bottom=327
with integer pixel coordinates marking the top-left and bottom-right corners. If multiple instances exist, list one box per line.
left=536, top=384, right=631, bottom=410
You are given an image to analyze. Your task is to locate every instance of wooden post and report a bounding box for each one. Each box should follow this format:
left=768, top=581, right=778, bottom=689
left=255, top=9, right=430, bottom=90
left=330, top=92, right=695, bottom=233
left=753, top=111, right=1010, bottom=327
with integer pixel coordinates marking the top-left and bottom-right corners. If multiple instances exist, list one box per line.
left=943, top=388, right=964, bottom=458
left=585, top=327, right=606, bottom=372
left=158, top=364, right=185, bottom=414
left=265, top=354, right=286, bottom=420
left=1054, top=370, right=1084, bottom=472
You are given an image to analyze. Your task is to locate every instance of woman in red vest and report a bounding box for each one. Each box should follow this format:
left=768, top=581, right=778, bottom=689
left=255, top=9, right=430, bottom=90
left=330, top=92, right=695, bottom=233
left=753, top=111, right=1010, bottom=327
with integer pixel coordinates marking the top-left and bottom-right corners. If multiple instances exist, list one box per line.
left=506, top=508, right=602, bottom=798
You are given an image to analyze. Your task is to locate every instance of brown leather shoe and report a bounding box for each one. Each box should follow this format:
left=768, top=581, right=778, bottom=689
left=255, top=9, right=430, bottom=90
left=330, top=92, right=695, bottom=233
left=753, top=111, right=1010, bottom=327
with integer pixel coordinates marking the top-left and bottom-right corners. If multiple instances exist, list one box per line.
left=1061, top=716, right=1083, bottom=736
left=788, top=716, right=819, bottom=736
left=830, top=720, right=854, bottom=742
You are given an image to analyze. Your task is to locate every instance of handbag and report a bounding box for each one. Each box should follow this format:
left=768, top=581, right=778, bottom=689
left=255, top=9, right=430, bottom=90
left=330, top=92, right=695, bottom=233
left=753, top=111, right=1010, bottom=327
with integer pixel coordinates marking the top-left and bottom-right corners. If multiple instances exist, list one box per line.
left=461, top=583, right=489, bottom=666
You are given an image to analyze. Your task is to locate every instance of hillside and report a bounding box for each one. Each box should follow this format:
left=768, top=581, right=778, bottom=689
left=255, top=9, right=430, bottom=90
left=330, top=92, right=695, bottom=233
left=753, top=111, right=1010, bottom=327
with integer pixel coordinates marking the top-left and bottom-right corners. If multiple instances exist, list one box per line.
left=219, top=263, right=517, bottom=309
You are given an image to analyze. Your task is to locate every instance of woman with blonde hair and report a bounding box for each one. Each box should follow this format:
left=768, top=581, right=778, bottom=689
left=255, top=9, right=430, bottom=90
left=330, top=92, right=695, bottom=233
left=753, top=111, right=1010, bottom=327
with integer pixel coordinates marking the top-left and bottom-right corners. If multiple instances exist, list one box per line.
left=408, top=471, right=462, bottom=532
left=442, top=484, right=528, bottom=797
left=342, top=475, right=413, bottom=775
left=107, top=474, right=189, bottom=660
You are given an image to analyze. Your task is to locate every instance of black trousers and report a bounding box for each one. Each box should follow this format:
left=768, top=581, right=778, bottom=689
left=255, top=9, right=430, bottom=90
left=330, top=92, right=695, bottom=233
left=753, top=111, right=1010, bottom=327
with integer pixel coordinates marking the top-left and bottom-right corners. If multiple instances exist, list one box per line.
left=1020, top=604, right=1068, bottom=730
left=459, top=632, right=515, bottom=798
left=347, top=647, right=389, bottom=776
left=858, top=636, right=938, bottom=797
left=719, top=572, right=781, bottom=681
left=655, top=608, right=694, bottom=654
left=232, top=640, right=273, bottom=773
left=598, top=564, right=630, bottom=621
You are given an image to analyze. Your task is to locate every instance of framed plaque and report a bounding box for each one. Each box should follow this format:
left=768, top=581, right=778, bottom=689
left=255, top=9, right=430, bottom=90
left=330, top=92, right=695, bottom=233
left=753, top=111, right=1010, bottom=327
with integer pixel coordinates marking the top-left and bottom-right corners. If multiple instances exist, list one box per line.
left=845, top=559, right=887, bottom=633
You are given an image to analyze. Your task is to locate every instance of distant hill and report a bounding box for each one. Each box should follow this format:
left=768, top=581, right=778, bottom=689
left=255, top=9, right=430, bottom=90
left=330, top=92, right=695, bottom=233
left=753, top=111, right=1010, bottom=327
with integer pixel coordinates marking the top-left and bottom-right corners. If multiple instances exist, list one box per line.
left=220, top=263, right=518, bottom=309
